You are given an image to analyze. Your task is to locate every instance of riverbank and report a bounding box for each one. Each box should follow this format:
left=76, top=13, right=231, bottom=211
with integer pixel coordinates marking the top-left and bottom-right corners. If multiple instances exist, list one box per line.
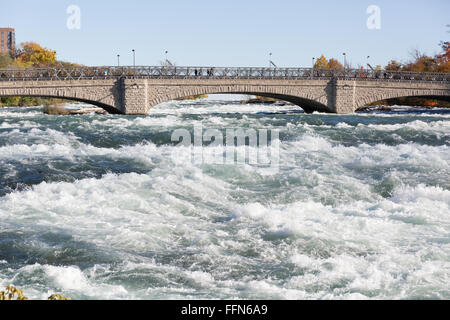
left=0, top=97, right=69, bottom=108
left=176, top=94, right=208, bottom=101
left=366, top=97, right=450, bottom=109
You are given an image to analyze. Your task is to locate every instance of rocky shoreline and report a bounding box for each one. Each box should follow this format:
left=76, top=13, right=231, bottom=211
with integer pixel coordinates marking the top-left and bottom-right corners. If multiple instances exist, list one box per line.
left=240, top=96, right=292, bottom=106
left=43, top=104, right=106, bottom=115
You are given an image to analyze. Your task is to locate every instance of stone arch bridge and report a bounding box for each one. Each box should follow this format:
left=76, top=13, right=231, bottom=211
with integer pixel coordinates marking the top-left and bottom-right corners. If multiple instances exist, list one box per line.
left=0, top=66, right=449, bottom=114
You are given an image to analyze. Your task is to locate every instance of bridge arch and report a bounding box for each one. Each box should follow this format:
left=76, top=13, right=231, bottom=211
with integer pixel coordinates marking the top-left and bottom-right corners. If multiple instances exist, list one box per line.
left=146, top=82, right=333, bottom=114
left=355, top=87, right=450, bottom=109
left=1, top=72, right=448, bottom=115
left=0, top=94, right=121, bottom=114
left=0, top=78, right=123, bottom=114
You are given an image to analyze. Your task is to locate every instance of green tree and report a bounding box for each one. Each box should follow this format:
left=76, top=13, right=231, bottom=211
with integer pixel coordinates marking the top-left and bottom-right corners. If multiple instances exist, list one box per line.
left=0, top=53, right=14, bottom=68
left=0, top=97, right=21, bottom=106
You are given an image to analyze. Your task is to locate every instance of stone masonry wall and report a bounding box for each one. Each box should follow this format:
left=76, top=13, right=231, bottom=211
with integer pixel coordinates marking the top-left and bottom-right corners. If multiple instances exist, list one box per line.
left=0, top=78, right=448, bottom=115
left=0, top=79, right=122, bottom=113
left=143, top=78, right=333, bottom=113
left=336, top=80, right=450, bottom=113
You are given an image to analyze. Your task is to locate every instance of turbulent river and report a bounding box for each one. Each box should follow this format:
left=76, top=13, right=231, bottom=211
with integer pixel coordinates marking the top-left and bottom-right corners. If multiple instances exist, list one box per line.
left=0, top=96, right=449, bottom=300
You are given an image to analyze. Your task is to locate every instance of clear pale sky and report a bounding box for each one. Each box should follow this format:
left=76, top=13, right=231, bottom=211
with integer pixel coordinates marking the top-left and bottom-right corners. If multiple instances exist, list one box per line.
left=1, top=0, right=449, bottom=68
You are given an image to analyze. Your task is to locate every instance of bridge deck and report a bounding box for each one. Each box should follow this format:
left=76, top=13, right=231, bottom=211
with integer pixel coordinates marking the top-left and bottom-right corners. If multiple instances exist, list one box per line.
left=1, top=66, right=449, bottom=82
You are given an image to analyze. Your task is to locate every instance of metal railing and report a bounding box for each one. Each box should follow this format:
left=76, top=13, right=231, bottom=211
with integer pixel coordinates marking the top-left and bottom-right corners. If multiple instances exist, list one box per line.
left=0, top=66, right=449, bottom=82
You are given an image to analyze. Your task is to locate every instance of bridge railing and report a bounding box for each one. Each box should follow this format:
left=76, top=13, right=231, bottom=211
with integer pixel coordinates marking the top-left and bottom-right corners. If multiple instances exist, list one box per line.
left=0, top=66, right=449, bottom=82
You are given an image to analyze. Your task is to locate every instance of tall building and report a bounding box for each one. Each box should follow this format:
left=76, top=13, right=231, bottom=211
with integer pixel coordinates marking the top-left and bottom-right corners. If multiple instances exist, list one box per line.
left=0, top=28, right=15, bottom=54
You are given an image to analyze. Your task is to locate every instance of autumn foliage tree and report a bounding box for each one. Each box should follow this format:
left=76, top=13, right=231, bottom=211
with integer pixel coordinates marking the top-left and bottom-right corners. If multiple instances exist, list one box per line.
left=384, top=41, right=449, bottom=73
left=402, top=51, right=437, bottom=72
left=435, top=41, right=449, bottom=72
left=328, top=58, right=344, bottom=69
left=385, top=60, right=402, bottom=71
left=16, top=42, right=56, bottom=67
left=0, top=42, right=60, bottom=107
left=314, top=55, right=344, bottom=69
left=313, top=54, right=329, bottom=69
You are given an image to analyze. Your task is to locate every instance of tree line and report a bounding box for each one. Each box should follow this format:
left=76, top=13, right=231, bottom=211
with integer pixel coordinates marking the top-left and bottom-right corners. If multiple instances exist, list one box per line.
left=312, top=40, right=449, bottom=108
left=313, top=41, right=449, bottom=73
left=0, top=42, right=81, bottom=107
left=385, top=42, right=449, bottom=73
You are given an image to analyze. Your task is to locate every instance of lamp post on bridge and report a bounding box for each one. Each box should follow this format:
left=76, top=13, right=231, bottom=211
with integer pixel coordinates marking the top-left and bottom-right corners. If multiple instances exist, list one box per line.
left=342, top=53, right=346, bottom=71
left=268, top=53, right=278, bottom=71
left=117, top=54, right=120, bottom=67
left=132, top=49, right=136, bottom=67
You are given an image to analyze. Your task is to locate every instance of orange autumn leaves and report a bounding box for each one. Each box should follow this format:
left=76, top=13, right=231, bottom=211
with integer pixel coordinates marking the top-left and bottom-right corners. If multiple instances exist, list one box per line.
left=313, top=55, right=344, bottom=69
left=15, top=42, right=56, bottom=67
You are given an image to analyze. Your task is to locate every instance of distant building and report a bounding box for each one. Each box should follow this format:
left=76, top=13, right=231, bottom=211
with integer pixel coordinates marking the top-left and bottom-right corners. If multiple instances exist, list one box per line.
left=0, top=28, right=15, bottom=54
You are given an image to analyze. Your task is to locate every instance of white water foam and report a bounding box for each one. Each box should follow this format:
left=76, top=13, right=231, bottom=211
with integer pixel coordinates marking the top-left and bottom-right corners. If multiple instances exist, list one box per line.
left=0, top=102, right=449, bottom=300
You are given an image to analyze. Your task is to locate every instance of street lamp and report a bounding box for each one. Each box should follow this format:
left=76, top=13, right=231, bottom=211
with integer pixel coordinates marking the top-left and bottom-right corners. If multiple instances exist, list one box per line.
left=312, top=57, right=316, bottom=68
left=269, top=52, right=272, bottom=68
left=117, top=54, right=120, bottom=67
left=366, top=56, right=370, bottom=71
left=132, top=49, right=135, bottom=67
left=342, top=53, right=346, bottom=70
